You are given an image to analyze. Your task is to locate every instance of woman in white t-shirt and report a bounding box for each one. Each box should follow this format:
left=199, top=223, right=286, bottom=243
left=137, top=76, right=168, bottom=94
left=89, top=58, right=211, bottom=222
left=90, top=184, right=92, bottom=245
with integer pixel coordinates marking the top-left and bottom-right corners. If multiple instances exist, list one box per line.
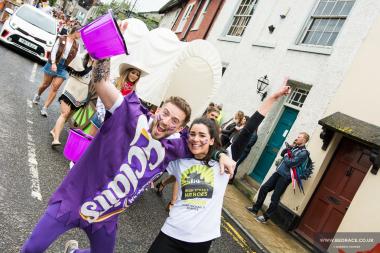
left=148, top=117, right=229, bottom=253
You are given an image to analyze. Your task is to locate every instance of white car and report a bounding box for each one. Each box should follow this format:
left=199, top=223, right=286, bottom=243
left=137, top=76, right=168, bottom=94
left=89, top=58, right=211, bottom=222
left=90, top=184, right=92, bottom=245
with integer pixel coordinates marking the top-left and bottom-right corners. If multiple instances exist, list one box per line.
left=0, top=4, right=57, bottom=62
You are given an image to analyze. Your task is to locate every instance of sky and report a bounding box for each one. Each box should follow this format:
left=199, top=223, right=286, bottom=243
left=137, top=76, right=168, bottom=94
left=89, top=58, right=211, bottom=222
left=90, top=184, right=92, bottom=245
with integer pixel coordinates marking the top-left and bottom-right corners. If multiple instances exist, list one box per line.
left=129, top=0, right=170, bottom=12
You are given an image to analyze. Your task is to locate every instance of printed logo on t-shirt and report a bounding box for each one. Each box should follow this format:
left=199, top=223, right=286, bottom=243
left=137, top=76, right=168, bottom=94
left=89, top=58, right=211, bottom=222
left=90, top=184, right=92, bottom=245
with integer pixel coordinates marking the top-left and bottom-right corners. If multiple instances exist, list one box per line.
left=181, top=165, right=214, bottom=210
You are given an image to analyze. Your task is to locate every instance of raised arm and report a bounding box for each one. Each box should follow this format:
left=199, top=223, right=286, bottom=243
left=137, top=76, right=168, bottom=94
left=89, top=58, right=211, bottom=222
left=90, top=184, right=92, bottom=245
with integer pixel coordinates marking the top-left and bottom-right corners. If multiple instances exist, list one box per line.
left=231, top=85, right=291, bottom=161
left=258, top=85, right=291, bottom=116
left=92, top=59, right=121, bottom=110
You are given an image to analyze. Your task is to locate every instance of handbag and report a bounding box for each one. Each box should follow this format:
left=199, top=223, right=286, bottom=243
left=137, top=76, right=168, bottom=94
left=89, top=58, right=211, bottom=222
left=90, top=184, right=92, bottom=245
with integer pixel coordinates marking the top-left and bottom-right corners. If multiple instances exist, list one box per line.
left=61, top=75, right=90, bottom=107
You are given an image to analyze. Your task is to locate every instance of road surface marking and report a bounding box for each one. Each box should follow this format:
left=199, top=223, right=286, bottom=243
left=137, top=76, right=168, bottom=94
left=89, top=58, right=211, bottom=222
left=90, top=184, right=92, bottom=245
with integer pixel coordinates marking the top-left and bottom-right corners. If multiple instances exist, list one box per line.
left=221, top=216, right=256, bottom=253
left=26, top=99, right=42, bottom=201
left=29, top=63, right=38, bottom=83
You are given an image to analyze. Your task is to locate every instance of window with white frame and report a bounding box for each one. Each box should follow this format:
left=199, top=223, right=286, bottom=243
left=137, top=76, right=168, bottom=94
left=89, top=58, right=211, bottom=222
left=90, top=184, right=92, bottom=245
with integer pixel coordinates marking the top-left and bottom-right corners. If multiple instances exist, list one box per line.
left=176, top=3, right=195, bottom=33
left=226, top=0, right=258, bottom=37
left=191, top=0, right=211, bottom=30
left=170, top=9, right=182, bottom=30
left=299, top=0, right=355, bottom=47
left=286, top=88, right=310, bottom=108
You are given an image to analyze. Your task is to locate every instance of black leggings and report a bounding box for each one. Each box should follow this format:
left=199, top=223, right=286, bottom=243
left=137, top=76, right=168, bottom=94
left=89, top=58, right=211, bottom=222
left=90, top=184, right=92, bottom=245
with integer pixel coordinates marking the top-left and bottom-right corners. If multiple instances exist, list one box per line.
left=148, top=231, right=213, bottom=253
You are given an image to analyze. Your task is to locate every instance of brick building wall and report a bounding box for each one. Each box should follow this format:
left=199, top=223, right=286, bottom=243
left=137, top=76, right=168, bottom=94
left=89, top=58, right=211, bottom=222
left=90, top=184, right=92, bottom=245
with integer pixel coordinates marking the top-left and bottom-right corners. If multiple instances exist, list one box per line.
left=172, top=0, right=224, bottom=41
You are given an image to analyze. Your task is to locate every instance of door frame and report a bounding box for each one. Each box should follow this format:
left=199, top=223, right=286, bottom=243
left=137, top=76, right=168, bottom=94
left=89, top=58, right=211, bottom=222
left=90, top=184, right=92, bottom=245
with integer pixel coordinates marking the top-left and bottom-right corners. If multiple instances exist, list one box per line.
left=247, top=104, right=300, bottom=183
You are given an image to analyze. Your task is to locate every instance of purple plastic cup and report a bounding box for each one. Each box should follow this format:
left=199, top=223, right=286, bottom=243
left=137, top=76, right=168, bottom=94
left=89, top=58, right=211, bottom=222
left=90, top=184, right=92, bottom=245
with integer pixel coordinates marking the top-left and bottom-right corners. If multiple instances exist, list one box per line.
left=80, top=10, right=128, bottom=60
left=63, top=129, right=93, bottom=163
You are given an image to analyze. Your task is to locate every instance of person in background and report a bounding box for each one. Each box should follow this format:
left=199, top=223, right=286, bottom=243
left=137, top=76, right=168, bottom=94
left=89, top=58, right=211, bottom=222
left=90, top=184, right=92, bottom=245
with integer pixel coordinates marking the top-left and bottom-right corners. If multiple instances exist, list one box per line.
left=32, top=26, right=81, bottom=117
left=205, top=107, right=220, bottom=122
left=202, top=102, right=215, bottom=117
left=40, top=0, right=52, bottom=15
left=60, top=17, right=71, bottom=35
left=229, top=126, right=257, bottom=184
left=216, top=104, right=224, bottom=125
left=87, top=61, right=148, bottom=136
left=220, top=111, right=245, bottom=148
left=228, top=115, right=248, bottom=144
left=50, top=53, right=94, bottom=146
left=57, top=14, right=66, bottom=34
left=247, top=132, right=310, bottom=224
left=115, top=62, right=142, bottom=96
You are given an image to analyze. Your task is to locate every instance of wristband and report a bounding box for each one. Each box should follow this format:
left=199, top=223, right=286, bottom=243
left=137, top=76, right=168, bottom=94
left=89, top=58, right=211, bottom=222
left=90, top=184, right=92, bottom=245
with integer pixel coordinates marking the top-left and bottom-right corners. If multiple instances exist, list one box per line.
left=211, top=150, right=227, bottom=160
left=211, top=150, right=220, bottom=161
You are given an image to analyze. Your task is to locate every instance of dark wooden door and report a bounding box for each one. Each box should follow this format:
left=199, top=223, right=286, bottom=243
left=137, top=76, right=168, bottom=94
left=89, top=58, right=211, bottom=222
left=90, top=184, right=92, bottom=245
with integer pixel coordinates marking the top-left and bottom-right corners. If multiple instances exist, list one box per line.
left=296, top=138, right=372, bottom=250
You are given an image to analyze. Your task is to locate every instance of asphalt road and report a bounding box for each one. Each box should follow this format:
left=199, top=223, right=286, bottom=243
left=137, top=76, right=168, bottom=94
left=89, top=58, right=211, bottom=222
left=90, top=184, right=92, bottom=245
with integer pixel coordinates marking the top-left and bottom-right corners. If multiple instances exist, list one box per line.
left=0, top=40, right=258, bottom=253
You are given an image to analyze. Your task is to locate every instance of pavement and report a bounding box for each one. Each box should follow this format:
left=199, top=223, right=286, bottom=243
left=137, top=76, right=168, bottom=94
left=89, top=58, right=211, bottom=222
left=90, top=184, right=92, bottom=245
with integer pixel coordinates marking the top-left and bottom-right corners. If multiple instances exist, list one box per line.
left=222, top=185, right=311, bottom=253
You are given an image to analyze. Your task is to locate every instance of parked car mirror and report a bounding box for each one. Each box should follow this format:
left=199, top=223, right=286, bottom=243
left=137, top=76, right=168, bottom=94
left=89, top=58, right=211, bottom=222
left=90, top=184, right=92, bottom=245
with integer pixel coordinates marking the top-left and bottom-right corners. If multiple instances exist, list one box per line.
left=5, top=8, right=14, bottom=15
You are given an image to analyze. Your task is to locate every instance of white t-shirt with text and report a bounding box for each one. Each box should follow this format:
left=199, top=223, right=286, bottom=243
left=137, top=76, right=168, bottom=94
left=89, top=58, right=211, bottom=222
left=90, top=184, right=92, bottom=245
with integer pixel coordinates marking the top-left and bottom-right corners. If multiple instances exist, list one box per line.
left=161, top=158, right=229, bottom=243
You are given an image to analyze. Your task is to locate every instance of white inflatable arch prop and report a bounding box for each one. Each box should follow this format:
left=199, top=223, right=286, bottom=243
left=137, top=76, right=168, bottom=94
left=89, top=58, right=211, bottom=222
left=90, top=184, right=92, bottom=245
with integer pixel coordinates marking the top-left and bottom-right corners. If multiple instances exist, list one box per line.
left=110, top=18, right=222, bottom=120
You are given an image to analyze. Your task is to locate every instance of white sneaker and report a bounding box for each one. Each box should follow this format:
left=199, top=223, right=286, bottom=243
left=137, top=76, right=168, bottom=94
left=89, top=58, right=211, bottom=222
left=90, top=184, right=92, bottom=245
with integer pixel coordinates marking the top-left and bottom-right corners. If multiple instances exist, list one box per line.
left=40, top=107, right=48, bottom=117
left=64, top=240, right=79, bottom=253
left=32, top=94, right=40, bottom=104
left=255, top=215, right=268, bottom=224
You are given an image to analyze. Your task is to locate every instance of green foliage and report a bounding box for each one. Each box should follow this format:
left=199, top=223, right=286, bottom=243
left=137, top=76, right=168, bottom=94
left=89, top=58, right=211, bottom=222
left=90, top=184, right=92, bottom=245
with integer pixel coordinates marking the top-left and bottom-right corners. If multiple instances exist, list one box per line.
left=141, top=17, right=159, bottom=30
left=93, top=1, right=130, bottom=21
left=87, top=1, right=159, bottom=30
left=49, top=0, right=57, bottom=7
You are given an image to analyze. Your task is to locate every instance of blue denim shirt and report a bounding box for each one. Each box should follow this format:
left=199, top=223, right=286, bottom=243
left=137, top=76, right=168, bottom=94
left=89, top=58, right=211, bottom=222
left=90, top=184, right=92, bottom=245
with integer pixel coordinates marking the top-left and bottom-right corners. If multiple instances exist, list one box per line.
left=276, top=146, right=308, bottom=179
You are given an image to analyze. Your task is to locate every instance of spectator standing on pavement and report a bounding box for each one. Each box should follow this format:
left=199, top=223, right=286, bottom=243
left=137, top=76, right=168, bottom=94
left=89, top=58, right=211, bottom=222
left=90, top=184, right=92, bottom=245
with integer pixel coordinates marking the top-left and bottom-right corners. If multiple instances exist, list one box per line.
left=148, top=117, right=229, bottom=253
left=229, top=114, right=247, bottom=144
left=247, top=132, right=310, bottom=223
left=220, top=110, right=244, bottom=148
left=50, top=53, right=94, bottom=146
left=32, top=25, right=81, bottom=117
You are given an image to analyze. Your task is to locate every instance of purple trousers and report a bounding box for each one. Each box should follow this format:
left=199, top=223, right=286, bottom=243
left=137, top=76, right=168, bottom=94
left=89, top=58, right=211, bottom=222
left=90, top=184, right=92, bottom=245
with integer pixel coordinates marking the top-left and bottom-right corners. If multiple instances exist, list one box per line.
left=21, top=204, right=117, bottom=253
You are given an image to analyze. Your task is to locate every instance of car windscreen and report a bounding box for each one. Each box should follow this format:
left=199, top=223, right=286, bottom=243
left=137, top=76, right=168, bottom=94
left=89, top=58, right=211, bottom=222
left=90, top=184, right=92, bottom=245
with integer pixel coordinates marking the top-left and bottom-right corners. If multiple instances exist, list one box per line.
left=15, top=6, right=56, bottom=35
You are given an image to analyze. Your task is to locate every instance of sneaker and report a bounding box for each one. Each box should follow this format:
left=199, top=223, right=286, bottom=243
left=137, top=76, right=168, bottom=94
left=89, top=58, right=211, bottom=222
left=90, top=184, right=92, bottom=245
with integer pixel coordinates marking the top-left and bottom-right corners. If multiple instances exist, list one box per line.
left=246, top=207, right=258, bottom=216
left=255, top=215, right=268, bottom=224
left=69, top=161, right=75, bottom=169
left=64, top=240, right=79, bottom=253
left=40, top=107, right=48, bottom=117
left=32, top=94, right=40, bottom=104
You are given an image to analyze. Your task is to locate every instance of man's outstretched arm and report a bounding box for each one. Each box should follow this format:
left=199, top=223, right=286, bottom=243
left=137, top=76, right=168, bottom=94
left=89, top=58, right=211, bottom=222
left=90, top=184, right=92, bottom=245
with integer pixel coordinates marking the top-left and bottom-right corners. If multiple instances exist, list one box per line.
left=92, top=59, right=121, bottom=110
